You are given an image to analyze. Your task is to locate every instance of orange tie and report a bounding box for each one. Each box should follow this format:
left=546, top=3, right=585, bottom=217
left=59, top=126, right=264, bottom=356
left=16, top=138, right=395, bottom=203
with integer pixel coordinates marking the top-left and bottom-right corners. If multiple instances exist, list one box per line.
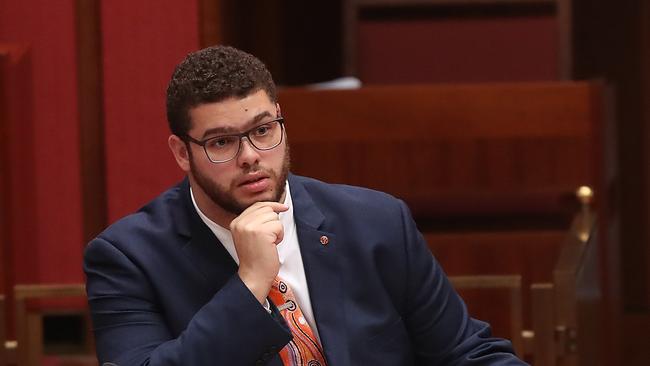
left=268, top=277, right=328, bottom=366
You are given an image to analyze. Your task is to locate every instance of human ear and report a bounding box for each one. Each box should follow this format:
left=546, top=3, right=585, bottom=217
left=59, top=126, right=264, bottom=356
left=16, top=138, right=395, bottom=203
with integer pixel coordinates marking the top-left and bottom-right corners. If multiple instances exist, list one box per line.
left=168, top=134, right=191, bottom=173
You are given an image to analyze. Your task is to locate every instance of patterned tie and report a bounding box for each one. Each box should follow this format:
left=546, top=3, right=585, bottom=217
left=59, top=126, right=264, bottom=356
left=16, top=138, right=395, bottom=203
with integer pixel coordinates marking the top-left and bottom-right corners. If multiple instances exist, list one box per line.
left=268, top=277, right=328, bottom=366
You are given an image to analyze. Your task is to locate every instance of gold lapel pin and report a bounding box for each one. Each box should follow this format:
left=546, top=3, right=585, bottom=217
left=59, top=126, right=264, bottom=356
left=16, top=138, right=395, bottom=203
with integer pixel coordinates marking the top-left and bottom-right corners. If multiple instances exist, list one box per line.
left=319, top=235, right=329, bottom=246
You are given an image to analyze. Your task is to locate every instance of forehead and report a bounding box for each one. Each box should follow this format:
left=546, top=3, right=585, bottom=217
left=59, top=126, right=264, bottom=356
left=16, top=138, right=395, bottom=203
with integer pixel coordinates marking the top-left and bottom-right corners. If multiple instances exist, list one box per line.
left=188, top=90, right=276, bottom=134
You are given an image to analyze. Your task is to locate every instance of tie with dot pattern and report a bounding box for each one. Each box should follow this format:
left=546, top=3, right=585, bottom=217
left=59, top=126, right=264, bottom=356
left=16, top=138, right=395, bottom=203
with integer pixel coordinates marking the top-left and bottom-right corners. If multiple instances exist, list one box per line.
left=268, top=277, right=328, bottom=366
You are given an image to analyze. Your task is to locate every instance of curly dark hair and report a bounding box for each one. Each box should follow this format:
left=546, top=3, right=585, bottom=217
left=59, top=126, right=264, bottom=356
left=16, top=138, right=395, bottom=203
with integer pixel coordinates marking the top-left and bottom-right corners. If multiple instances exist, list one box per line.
left=166, top=45, right=277, bottom=137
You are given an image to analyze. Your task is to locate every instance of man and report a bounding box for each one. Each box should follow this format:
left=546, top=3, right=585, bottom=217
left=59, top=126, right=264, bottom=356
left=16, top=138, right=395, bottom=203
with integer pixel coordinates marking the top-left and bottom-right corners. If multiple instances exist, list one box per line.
left=84, top=45, right=527, bottom=365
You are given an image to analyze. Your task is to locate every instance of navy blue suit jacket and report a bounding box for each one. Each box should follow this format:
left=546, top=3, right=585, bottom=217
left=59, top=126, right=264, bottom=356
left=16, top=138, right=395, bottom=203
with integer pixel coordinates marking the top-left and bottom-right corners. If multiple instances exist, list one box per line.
left=84, top=174, right=526, bottom=365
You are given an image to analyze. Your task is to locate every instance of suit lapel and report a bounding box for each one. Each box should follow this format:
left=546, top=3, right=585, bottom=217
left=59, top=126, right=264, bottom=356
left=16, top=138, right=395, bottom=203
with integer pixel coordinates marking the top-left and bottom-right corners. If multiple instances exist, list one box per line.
left=176, top=179, right=238, bottom=292
left=290, top=175, right=351, bottom=366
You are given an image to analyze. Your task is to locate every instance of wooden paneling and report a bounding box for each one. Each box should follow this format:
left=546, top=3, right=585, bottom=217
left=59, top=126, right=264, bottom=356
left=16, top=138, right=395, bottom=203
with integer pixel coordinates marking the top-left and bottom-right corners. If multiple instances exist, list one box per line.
left=531, top=283, right=555, bottom=366
left=0, top=51, right=8, bottom=299
left=428, top=230, right=564, bottom=335
left=280, top=83, right=599, bottom=227
left=216, top=1, right=343, bottom=85
left=198, top=0, right=224, bottom=47
left=644, top=1, right=650, bottom=307
left=572, top=2, right=650, bottom=363
left=622, top=313, right=650, bottom=365
left=432, top=234, right=558, bottom=366
left=76, top=0, right=107, bottom=244
left=573, top=0, right=648, bottom=314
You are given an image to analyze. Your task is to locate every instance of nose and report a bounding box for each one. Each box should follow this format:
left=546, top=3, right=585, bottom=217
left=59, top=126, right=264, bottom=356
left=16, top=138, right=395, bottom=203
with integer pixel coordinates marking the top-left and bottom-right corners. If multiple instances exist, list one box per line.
left=236, top=136, right=261, bottom=167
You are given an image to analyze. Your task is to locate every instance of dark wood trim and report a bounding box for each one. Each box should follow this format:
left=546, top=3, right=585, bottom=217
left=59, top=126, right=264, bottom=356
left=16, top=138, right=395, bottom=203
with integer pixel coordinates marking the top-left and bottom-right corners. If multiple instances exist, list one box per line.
left=642, top=0, right=650, bottom=312
left=573, top=0, right=647, bottom=314
left=531, top=283, right=556, bottom=364
left=198, top=0, right=223, bottom=47
left=557, top=0, right=573, bottom=79
left=342, top=0, right=357, bottom=76
left=622, top=313, right=650, bottom=364
left=75, top=0, right=106, bottom=243
left=0, top=52, right=10, bottom=298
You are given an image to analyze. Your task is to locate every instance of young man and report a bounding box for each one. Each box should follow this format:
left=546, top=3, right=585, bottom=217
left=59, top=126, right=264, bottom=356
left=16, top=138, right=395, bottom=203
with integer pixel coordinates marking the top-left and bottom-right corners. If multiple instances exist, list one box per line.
left=84, top=45, right=527, bottom=365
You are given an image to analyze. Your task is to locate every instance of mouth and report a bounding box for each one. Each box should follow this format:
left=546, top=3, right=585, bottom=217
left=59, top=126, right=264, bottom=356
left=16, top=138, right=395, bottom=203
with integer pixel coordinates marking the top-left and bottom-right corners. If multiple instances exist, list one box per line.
left=238, top=172, right=270, bottom=187
left=236, top=171, right=273, bottom=195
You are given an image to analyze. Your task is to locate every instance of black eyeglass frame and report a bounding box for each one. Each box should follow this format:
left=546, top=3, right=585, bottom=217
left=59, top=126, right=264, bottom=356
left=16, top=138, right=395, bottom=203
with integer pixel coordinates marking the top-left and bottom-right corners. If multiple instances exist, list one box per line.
left=183, top=117, right=285, bottom=164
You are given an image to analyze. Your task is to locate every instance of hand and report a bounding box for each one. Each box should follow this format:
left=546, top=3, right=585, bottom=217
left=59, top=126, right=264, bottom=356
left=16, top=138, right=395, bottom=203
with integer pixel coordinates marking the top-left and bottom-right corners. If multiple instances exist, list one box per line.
left=230, top=201, right=289, bottom=304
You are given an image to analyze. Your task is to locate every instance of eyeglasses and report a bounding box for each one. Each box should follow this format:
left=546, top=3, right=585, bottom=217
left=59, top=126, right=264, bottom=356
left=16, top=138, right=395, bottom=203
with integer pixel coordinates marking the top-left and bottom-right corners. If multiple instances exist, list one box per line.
left=183, top=117, right=285, bottom=163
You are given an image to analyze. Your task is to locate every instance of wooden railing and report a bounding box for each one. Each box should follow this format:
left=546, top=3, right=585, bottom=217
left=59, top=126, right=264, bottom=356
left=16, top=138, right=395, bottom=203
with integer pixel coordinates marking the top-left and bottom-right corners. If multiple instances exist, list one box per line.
left=5, top=284, right=95, bottom=366
left=0, top=294, right=16, bottom=366
left=527, top=186, right=600, bottom=366
left=448, top=186, right=600, bottom=365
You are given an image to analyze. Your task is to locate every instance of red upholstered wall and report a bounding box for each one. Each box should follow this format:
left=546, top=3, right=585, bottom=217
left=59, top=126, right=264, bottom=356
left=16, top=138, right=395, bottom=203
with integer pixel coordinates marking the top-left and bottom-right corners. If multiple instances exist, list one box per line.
left=101, top=1, right=199, bottom=223
left=0, top=0, right=84, bottom=284
left=0, top=0, right=202, bottom=285
left=0, top=45, right=36, bottom=294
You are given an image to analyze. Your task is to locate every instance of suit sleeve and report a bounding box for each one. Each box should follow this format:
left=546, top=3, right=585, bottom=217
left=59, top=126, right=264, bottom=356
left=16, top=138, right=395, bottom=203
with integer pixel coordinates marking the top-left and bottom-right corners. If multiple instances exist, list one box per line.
left=84, top=237, right=291, bottom=366
left=397, top=200, right=528, bottom=365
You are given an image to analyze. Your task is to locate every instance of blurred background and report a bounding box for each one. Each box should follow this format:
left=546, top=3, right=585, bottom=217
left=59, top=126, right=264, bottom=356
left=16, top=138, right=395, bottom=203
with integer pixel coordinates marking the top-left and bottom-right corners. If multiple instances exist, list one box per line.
left=1, top=0, right=649, bottom=365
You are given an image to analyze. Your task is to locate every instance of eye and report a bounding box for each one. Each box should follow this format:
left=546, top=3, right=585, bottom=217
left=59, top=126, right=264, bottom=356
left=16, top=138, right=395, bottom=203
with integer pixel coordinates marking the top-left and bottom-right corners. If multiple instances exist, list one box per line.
left=206, top=136, right=237, bottom=149
left=253, top=124, right=271, bottom=136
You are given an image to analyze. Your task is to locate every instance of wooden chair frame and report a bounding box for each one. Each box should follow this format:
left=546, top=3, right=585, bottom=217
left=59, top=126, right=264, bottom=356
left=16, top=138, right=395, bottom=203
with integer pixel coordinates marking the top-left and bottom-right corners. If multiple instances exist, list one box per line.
left=1, top=294, right=16, bottom=366
left=528, top=203, right=598, bottom=366
left=14, top=284, right=89, bottom=366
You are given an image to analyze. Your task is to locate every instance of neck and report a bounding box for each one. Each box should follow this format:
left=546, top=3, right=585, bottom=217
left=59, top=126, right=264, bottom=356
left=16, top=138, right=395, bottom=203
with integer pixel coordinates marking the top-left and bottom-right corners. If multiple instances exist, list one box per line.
left=189, top=177, right=237, bottom=228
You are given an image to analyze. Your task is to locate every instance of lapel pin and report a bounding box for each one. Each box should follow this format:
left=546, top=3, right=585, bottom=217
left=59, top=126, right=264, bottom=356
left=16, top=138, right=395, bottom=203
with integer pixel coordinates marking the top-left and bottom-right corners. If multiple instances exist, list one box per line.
left=319, top=235, right=329, bottom=246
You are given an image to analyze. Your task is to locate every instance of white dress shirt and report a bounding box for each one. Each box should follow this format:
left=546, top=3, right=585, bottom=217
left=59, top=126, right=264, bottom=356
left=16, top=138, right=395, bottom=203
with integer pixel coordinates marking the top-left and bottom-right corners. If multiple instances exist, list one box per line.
left=190, top=182, right=321, bottom=341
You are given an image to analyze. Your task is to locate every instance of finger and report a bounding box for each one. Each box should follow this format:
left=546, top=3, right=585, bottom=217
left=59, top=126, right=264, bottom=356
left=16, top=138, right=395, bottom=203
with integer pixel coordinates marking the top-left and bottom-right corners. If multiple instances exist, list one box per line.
left=260, top=220, right=284, bottom=244
left=235, top=220, right=284, bottom=244
left=242, top=201, right=288, bottom=215
left=243, top=211, right=282, bottom=227
left=231, top=202, right=288, bottom=230
left=274, top=225, right=284, bottom=244
left=237, top=205, right=286, bottom=226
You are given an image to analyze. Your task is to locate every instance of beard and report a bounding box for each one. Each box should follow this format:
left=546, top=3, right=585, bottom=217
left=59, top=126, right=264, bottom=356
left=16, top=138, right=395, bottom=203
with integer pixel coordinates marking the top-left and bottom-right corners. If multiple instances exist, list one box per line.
left=189, top=143, right=291, bottom=216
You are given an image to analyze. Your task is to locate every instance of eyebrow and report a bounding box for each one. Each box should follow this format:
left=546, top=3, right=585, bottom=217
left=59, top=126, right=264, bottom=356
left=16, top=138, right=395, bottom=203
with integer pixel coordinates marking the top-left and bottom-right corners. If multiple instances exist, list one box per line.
left=200, top=111, right=274, bottom=139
